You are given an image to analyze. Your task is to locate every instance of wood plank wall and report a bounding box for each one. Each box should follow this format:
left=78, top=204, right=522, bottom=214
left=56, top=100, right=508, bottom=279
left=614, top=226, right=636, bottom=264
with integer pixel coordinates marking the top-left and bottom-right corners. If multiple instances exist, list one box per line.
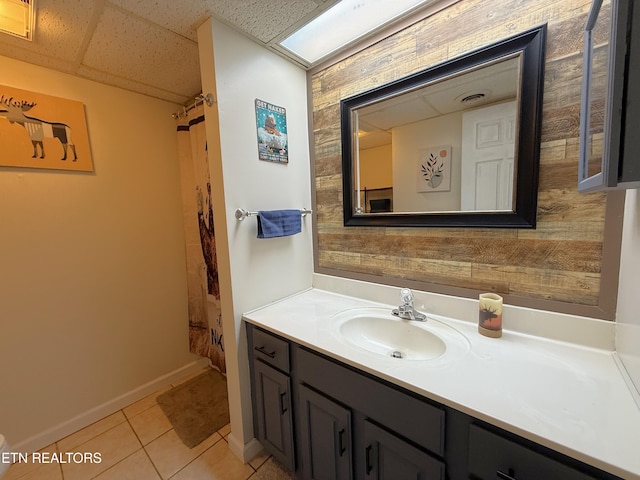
left=311, top=0, right=623, bottom=319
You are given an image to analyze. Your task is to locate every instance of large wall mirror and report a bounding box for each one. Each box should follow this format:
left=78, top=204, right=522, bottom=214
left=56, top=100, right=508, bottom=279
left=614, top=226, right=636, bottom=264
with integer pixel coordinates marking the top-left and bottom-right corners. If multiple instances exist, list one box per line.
left=341, top=25, right=547, bottom=228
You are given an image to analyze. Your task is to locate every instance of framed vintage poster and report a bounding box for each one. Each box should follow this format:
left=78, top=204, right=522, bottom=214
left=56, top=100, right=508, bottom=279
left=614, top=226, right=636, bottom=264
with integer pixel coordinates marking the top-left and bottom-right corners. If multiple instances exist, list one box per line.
left=417, top=145, right=451, bottom=192
left=0, top=85, right=93, bottom=172
left=255, top=98, right=288, bottom=164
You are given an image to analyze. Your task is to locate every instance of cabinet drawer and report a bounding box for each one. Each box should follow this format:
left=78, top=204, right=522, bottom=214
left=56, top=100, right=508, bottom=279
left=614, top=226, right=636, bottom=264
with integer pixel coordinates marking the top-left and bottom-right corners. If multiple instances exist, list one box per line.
left=297, top=346, right=445, bottom=456
left=468, top=424, right=599, bottom=480
left=250, top=326, right=290, bottom=373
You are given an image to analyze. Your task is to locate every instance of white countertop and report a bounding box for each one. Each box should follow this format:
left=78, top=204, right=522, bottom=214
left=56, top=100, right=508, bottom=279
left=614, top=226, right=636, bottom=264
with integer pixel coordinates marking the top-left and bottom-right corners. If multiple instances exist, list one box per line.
left=243, top=287, right=640, bottom=480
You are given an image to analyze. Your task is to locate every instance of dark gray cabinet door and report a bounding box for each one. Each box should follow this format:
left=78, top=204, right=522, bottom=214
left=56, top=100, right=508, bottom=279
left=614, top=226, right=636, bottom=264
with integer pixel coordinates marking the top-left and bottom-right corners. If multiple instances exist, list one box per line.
left=253, top=360, right=295, bottom=470
left=363, top=420, right=445, bottom=480
left=468, top=425, right=599, bottom=480
left=298, top=384, right=353, bottom=480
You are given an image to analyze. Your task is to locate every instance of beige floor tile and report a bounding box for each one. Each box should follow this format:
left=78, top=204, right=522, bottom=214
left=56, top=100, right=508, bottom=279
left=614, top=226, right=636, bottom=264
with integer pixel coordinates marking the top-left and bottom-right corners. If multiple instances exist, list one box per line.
left=93, top=449, right=160, bottom=480
left=3, top=463, right=62, bottom=480
left=56, top=411, right=126, bottom=452
left=145, top=429, right=221, bottom=480
left=250, top=457, right=294, bottom=480
left=128, top=404, right=173, bottom=445
left=248, top=451, right=270, bottom=471
left=217, top=423, right=231, bottom=439
left=60, top=422, right=141, bottom=480
left=169, top=440, right=254, bottom=480
left=4, top=444, right=62, bottom=480
left=123, top=389, right=168, bottom=420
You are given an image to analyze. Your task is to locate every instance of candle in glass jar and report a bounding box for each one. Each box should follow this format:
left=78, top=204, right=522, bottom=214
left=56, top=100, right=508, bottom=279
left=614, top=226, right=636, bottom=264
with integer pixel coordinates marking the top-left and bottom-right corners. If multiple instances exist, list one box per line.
left=478, top=293, right=503, bottom=338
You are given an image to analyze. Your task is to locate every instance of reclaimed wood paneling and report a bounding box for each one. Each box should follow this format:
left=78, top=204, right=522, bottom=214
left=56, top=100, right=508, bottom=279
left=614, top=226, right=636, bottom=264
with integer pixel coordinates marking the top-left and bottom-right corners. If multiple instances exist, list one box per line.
left=311, top=0, right=623, bottom=319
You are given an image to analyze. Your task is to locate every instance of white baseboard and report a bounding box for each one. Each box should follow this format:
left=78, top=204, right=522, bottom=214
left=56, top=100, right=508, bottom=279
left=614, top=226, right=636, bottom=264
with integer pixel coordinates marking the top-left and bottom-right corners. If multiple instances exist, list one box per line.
left=227, top=432, right=263, bottom=463
left=11, top=357, right=210, bottom=454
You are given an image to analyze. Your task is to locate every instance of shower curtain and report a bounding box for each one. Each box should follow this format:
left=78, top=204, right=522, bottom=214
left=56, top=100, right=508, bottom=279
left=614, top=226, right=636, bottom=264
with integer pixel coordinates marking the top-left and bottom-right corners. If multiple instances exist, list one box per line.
left=176, top=104, right=225, bottom=373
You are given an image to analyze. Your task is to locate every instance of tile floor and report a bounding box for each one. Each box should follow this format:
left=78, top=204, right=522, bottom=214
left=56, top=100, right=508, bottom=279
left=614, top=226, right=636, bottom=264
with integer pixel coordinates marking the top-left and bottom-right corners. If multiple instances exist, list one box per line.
left=4, top=369, right=293, bottom=480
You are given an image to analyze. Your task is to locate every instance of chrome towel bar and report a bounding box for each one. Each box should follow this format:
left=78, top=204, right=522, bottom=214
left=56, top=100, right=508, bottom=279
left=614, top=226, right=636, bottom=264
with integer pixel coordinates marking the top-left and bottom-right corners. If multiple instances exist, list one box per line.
left=235, top=208, right=312, bottom=221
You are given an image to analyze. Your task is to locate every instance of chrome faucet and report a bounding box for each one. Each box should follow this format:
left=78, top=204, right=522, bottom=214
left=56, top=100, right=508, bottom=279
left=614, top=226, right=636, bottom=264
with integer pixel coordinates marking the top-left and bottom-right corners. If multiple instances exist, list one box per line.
left=392, top=288, right=427, bottom=321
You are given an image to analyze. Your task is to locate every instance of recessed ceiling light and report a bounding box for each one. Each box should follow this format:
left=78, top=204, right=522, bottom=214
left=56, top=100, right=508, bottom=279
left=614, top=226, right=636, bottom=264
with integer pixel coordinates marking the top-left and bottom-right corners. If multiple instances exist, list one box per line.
left=279, top=0, right=437, bottom=65
left=0, top=0, right=34, bottom=40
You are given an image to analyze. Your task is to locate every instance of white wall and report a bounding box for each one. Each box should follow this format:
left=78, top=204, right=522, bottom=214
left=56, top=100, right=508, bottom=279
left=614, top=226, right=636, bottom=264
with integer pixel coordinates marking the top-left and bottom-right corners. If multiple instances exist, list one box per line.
left=393, top=111, right=462, bottom=212
left=0, top=56, right=200, bottom=450
left=617, top=189, right=640, bottom=396
left=197, top=18, right=313, bottom=460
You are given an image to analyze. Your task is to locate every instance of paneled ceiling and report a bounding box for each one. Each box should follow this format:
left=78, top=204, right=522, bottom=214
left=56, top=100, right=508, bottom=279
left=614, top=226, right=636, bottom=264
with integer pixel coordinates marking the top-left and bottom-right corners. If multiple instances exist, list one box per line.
left=0, top=0, right=339, bottom=105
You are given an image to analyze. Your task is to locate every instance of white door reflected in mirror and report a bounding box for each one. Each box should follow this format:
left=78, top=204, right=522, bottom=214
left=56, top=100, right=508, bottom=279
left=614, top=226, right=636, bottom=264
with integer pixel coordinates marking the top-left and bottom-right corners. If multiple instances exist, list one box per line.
left=461, top=100, right=517, bottom=211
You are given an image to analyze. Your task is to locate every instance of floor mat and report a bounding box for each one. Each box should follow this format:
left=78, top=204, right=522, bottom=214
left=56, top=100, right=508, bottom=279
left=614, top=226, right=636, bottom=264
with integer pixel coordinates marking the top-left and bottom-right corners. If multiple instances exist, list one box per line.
left=157, top=369, right=230, bottom=448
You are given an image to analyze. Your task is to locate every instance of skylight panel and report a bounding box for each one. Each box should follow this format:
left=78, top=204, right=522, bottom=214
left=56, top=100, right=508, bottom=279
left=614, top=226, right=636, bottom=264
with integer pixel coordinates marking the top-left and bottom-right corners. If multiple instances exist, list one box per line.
left=280, top=0, right=434, bottom=64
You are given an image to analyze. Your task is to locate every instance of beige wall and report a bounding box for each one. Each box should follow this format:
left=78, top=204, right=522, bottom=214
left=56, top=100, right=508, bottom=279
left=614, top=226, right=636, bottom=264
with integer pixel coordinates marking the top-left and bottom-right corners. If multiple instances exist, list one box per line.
left=360, top=145, right=392, bottom=190
left=0, top=56, right=199, bottom=449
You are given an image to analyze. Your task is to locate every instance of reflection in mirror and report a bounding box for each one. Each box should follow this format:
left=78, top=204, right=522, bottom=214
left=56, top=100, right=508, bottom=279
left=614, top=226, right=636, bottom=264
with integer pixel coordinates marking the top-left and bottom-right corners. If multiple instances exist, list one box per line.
left=578, top=0, right=622, bottom=191
left=341, top=25, right=547, bottom=228
left=579, top=0, right=640, bottom=191
left=355, top=55, right=520, bottom=214
left=584, top=0, right=610, bottom=181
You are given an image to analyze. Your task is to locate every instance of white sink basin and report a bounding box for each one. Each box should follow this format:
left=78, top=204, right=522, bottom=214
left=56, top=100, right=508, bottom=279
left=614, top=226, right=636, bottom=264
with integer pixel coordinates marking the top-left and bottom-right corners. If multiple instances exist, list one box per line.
left=332, top=307, right=470, bottom=362
left=339, top=315, right=446, bottom=360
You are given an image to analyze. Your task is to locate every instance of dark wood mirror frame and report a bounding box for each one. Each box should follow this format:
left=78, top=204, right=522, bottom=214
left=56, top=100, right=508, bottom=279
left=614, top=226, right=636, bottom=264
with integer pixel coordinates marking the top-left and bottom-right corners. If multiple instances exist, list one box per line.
left=340, top=25, right=547, bottom=228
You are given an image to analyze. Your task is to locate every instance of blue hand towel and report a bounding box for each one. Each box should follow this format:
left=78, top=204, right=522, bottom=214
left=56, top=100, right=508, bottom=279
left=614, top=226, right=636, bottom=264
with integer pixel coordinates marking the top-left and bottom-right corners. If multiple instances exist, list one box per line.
left=257, top=210, right=302, bottom=238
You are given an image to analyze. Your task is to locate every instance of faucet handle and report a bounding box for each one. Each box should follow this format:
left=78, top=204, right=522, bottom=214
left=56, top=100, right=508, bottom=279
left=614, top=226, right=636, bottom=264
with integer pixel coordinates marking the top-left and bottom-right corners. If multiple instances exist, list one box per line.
left=400, top=288, right=414, bottom=305
left=394, top=288, right=427, bottom=321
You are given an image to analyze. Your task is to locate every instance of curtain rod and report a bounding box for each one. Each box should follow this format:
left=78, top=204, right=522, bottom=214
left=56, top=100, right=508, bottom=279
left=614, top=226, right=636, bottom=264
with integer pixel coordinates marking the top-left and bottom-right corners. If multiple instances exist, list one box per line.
left=172, top=93, right=215, bottom=120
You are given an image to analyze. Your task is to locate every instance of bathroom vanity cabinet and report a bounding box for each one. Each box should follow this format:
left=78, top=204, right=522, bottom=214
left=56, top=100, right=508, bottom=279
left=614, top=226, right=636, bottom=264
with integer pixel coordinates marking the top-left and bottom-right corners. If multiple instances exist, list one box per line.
left=296, top=345, right=445, bottom=479
left=248, top=326, right=295, bottom=471
left=247, top=323, right=620, bottom=480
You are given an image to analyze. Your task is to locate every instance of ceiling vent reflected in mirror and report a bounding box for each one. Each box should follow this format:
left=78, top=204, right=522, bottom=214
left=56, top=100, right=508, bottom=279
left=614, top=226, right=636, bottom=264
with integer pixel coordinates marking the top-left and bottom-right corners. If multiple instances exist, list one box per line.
left=460, top=93, right=487, bottom=103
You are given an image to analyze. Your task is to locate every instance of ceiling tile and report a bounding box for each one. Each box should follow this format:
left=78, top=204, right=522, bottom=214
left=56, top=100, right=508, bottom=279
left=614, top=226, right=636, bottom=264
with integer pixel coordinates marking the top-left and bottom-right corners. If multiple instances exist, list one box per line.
left=209, top=0, right=321, bottom=43
left=82, top=5, right=201, bottom=98
left=108, top=0, right=209, bottom=42
left=0, top=0, right=335, bottom=103
left=111, top=0, right=324, bottom=44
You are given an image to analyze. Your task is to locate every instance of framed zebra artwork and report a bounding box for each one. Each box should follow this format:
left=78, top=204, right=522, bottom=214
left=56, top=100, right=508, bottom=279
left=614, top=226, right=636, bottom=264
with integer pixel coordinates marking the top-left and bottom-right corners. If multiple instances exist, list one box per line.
left=0, top=85, right=93, bottom=172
